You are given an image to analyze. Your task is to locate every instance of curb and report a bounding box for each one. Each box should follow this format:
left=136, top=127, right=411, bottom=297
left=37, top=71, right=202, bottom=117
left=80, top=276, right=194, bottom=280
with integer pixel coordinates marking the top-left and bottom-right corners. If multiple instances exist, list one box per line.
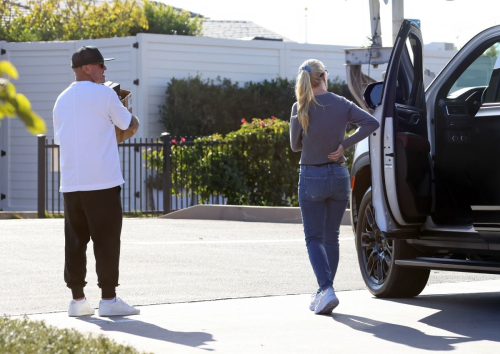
left=160, top=205, right=352, bottom=225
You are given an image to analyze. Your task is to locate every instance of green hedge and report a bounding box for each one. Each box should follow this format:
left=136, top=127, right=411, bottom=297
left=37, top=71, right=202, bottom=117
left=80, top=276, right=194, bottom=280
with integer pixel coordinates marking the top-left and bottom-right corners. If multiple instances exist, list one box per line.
left=175, top=117, right=300, bottom=206
left=145, top=118, right=355, bottom=207
left=0, top=316, right=151, bottom=354
left=160, top=76, right=356, bottom=136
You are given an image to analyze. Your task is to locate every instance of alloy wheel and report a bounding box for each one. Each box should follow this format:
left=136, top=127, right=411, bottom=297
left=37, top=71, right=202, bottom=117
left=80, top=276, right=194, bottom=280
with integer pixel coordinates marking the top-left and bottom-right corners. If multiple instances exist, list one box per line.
left=360, top=200, right=393, bottom=285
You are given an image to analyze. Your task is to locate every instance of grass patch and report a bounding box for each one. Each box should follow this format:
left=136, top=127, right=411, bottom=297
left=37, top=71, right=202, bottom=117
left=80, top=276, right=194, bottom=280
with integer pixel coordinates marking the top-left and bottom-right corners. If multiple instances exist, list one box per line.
left=123, top=211, right=161, bottom=218
left=44, top=211, right=64, bottom=219
left=42, top=211, right=160, bottom=219
left=0, top=316, right=151, bottom=354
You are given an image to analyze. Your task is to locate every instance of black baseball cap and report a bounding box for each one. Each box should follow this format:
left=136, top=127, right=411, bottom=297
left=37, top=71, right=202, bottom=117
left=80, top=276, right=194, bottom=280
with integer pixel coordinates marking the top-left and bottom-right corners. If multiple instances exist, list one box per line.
left=71, top=46, right=114, bottom=68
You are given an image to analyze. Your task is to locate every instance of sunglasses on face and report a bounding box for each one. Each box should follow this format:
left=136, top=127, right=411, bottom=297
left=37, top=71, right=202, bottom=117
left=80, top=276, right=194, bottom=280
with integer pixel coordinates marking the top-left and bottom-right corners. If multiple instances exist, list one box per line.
left=320, top=69, right=329, bottom=78
left=88, top=62, right=105, bottom=69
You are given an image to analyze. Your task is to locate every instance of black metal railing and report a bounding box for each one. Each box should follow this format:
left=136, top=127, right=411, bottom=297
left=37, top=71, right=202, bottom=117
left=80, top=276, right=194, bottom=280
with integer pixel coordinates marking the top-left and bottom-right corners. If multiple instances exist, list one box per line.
left=37, top=133, right=227, bottom=217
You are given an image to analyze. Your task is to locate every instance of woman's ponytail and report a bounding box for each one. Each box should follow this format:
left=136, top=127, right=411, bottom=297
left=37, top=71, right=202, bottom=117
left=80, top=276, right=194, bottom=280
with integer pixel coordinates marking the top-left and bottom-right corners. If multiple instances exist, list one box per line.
left=295, top=59, right=326, bottom=134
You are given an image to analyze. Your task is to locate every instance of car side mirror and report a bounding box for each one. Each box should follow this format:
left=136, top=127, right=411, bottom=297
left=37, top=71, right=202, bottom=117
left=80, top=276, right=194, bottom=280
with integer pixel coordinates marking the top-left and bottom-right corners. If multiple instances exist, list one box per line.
left=364, top=82, right=383, bottom=109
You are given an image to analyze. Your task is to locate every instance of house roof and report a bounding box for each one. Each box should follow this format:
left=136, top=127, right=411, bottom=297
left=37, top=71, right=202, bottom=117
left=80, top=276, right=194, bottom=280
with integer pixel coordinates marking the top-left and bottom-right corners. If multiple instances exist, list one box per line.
left=202, top=19, right=290, bottom=42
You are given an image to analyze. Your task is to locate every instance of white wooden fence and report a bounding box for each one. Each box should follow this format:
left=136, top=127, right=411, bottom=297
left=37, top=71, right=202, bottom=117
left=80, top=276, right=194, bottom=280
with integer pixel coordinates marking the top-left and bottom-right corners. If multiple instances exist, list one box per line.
left=0, top=34, right=456, bottom=211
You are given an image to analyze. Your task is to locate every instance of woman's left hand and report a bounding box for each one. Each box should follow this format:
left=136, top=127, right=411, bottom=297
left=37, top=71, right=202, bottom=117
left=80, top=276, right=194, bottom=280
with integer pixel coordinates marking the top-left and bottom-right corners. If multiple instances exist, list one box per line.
left=327, top=143, right=344, bottom=162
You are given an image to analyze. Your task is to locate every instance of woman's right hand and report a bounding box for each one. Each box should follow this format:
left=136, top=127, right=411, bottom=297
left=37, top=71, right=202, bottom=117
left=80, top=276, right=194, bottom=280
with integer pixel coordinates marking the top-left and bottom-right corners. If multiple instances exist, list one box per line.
left=327, top=144, right=344, bottom=162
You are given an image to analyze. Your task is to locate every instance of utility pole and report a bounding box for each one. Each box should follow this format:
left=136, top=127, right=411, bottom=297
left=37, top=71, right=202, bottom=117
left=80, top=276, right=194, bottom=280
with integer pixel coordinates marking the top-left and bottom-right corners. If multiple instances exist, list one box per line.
left=392, top=0, right=404, bottom=44
left=369, top=0, right=383, bottom=47
left=304, top=7, right=308, bottom=43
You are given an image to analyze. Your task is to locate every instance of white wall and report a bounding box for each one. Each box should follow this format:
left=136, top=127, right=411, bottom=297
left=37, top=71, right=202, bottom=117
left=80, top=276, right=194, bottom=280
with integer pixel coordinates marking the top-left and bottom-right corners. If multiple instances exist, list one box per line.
left=0, top=34, right=456, bottom=211
left=138, top=34, right=392, bottom=138
left=138, top=34, right=285, bottom=138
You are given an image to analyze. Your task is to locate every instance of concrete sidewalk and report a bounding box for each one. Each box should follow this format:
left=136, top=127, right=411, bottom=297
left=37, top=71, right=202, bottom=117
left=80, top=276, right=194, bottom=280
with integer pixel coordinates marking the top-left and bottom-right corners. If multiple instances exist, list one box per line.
left=161, top=205, right=352, bottom=225
left=26, top=280, right=500, bottom=353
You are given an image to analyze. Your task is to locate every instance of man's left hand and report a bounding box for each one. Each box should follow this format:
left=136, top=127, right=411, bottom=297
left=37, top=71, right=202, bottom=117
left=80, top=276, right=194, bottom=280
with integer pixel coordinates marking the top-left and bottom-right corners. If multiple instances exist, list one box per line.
left=127, top=115, right=140, bottom=135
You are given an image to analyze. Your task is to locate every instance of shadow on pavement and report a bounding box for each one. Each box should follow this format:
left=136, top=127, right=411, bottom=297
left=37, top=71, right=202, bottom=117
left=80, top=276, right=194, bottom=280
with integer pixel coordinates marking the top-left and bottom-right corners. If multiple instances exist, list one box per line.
left=77, top=316, right=215, bottom=351
left=333, top=291, right=500, bottom=351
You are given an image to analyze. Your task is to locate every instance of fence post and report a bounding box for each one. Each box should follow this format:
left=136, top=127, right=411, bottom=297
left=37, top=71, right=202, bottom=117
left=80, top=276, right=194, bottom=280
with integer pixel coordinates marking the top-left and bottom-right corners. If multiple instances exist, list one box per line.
left=37, top=134, right=46, bottom=218
left=161, top=132, right=172, bottom=214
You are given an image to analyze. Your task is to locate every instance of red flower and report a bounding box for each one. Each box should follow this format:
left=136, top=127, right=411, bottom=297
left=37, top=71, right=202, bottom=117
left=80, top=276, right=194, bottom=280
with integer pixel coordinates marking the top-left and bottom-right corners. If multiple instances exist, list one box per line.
left=260, top=121, right=265, bottom=126
left=271, top=116, right=277, bottom=120
left=180, top=137, right=186, bottom=143
left=241, top=118, right=246, bottom=123
left=171, top=139, right=177, bottom=145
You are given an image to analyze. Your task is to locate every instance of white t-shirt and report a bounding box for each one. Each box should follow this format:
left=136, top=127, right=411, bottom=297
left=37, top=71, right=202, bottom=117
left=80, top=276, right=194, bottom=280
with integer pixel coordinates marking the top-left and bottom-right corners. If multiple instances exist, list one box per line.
left=53, top=81, right=132, bottom=193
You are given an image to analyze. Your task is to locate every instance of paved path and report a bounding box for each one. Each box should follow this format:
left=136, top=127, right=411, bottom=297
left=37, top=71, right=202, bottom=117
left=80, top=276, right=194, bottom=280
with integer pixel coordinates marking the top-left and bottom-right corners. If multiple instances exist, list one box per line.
left=25, top=280, right=500, bottom=353
left=1, top=219, right=498, bottom=316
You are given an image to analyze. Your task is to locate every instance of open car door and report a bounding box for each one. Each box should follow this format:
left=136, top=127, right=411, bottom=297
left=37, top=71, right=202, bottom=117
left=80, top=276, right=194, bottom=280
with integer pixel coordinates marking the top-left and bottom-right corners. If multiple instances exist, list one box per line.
left=370, top=20, right=432, bottom=235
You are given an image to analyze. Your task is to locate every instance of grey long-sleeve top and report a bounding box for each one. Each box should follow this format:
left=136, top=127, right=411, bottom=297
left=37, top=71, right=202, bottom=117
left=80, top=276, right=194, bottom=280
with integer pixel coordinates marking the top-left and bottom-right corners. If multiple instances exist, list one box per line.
left=290, top=92, right=380, bottom=165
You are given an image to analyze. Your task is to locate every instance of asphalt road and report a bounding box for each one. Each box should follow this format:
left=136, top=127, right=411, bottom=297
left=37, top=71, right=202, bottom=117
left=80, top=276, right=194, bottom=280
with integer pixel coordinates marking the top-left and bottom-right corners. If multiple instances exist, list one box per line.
left=1, top=218, right=499, bottom=316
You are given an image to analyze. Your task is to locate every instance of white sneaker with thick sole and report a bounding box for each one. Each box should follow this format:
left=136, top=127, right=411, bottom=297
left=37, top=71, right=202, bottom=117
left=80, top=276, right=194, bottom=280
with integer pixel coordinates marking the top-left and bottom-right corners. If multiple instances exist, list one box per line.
left=98, top=297, right=140, bottom=317
left=68, top=298, right=95, bottom=317
left=314, top=287, right=339, bottom=315
left=309, top=292, right=321, bottom=311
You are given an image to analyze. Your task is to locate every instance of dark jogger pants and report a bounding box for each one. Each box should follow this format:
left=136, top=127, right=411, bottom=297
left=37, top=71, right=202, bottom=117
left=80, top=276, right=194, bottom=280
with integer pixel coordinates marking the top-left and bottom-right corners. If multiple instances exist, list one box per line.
left=63, top=186, right=122, bottom=299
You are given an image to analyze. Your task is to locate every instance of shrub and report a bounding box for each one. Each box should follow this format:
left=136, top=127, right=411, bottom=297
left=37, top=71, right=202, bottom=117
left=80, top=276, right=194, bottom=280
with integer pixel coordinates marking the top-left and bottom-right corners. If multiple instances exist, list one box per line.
left=0, top=0, right=203, bottom=42
left=160, top=76, right=357, bottom=137
left=145, top=119, right=356, bottom=207
left=2, top=0, right=148, bottom=42
left=173, top=117, right=300, bottom=206
left=130, top=0, right=203, bottom=36
left=0, top=316, right=151, bottom=354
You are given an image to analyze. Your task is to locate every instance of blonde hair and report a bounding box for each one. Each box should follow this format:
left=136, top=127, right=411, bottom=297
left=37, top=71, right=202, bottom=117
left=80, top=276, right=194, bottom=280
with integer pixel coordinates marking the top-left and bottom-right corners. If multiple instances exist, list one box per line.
left=295, top=59, right=327, bottom=133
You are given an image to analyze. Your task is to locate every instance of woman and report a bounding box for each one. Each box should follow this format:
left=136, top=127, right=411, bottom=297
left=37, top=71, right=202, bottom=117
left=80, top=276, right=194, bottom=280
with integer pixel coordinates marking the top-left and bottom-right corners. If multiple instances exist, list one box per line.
left=290, top=59, right=379, bottom=315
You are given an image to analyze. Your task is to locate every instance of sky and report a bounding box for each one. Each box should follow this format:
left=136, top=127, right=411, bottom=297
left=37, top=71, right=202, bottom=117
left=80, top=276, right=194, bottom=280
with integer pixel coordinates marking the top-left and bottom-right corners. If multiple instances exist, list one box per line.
left=160, top=0, right=500, bottom=48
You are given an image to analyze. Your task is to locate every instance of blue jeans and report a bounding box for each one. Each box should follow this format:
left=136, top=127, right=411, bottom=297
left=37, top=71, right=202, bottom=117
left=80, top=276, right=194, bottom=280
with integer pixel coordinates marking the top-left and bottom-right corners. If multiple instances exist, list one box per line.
left=298, top=163, right=350, bottom=292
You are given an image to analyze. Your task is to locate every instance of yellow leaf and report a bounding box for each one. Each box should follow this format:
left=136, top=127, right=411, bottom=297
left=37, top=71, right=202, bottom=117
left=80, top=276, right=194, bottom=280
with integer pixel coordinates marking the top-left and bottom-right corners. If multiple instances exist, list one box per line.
left=17, top=110, right=46, bottom=135
left=5, top=83, right=16, bottom=98
left=0, top=100, right=17, bottom=117
left=0, top=61, right=19, bottom=79
left=15, top=94, right=31, bottom=112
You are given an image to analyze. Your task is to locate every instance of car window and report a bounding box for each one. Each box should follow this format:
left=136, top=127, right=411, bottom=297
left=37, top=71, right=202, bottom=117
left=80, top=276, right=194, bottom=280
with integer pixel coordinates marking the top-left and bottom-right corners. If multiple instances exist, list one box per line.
left=447, top=43, right=500, bottom=98
left=395, top=34, right=422, bottom=106
left=406, top=38, right=415, bottom=66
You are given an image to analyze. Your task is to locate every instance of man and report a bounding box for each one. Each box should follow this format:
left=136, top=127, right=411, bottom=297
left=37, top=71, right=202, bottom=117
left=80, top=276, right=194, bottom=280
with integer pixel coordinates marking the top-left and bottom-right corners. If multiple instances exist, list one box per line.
left=53, top=46, right=140, bottom=317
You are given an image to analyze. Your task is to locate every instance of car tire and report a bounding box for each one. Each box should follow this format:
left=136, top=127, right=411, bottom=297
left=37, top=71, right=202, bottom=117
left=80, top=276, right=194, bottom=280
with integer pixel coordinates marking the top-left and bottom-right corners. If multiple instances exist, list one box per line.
left=355, top=188, right=430, bottom=297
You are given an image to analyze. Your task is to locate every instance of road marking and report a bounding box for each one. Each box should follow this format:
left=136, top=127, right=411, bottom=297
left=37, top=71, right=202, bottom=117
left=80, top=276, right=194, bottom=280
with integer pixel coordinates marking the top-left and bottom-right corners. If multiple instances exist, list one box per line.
left=124, top=237, right=354, bottom=245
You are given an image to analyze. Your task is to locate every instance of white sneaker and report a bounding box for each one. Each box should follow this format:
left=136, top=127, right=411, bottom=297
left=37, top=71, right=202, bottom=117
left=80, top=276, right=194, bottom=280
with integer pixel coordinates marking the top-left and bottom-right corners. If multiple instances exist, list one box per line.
left=68, top=298, right=95, bottom=317
left=309, top=292, right=321, bottom=311
left=314, top=287, right=339, bottom=315
left=98, top=297, right=140, bottom=317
